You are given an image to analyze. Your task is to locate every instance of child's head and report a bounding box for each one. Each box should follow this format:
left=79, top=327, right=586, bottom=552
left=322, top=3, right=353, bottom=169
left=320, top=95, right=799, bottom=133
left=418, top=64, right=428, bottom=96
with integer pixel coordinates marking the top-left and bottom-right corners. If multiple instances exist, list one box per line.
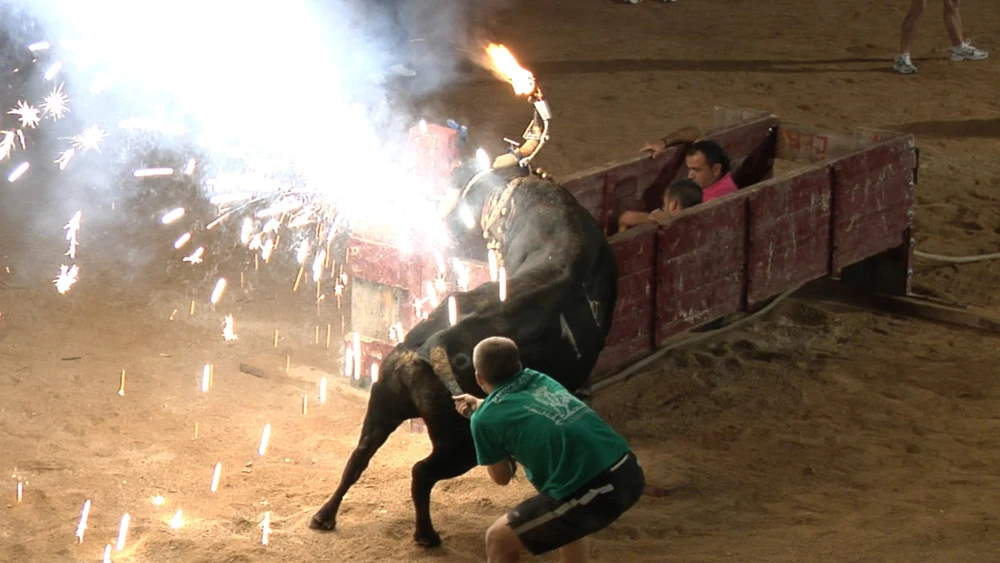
left=662, top=179, right=704, bottom=216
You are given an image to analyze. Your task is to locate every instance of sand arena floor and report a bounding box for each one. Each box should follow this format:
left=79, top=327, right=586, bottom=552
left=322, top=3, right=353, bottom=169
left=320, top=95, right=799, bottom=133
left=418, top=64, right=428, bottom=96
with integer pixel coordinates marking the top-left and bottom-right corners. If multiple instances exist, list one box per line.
left=2, top=0, right=1000, bottom=561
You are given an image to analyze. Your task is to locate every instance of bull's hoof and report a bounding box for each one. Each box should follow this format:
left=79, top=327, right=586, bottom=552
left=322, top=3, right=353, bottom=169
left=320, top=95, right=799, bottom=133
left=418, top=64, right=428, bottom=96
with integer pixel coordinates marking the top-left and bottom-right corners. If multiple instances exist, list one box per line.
left=308, top=514, right=337, bottom=532
left=414, top=529, right=442, bottom=547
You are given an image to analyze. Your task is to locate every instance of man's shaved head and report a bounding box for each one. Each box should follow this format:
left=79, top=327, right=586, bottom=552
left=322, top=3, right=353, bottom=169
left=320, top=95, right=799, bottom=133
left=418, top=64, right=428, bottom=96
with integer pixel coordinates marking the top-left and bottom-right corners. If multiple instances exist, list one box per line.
left=473, top=337, right=523, bottom=385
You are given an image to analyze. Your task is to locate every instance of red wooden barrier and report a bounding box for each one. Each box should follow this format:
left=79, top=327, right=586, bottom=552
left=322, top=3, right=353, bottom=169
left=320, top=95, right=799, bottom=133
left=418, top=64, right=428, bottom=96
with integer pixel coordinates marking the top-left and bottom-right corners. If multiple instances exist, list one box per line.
left=587, top=111, right=917, bottom=379
left=340, top=108, right=918, bottom=385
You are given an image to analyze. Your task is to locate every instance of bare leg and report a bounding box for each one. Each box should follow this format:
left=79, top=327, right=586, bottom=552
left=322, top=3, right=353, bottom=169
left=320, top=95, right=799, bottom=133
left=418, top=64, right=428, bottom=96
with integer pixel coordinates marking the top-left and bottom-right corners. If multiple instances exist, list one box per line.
left=943, top=0, right=964, bottom=45
left=559, top=537, right=591, bottom=563
left=485, top=514, right=523, bottom=563
left=900, top=0, right=926, bottom=53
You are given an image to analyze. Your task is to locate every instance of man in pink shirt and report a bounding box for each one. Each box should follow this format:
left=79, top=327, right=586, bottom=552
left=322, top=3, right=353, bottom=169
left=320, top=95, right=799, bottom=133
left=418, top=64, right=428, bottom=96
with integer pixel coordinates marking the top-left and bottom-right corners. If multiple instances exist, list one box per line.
left=641, top=128, right=737, bottom=202
left=684, top=140, right=737, bottom=202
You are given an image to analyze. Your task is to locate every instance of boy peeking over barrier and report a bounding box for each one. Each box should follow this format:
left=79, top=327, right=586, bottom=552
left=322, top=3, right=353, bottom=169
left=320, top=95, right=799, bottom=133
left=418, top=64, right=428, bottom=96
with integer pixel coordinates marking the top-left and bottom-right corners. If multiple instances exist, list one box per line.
left=618, top=178, right=703, bottom=232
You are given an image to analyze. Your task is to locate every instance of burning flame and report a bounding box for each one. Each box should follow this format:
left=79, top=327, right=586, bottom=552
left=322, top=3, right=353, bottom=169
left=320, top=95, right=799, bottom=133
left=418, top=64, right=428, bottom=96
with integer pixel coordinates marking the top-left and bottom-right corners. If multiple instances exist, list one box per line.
left=485, top=44, right=536, bottom=96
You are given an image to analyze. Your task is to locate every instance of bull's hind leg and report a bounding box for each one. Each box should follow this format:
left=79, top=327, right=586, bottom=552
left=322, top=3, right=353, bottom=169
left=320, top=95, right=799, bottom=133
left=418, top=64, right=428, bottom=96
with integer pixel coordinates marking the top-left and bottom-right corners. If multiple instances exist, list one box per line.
left=410, top=414, right=477, bottom=547
left=309, top=384, right=412, bottom=531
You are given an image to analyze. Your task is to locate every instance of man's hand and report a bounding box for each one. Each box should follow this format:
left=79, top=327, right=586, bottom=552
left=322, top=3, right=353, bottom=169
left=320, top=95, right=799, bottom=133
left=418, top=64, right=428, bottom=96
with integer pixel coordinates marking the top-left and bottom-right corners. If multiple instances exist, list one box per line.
left=640, top=126, right=704, bottom=158
left=640, top=139, right=668, bottom=158
left=453, top=394, right=483, bottom=418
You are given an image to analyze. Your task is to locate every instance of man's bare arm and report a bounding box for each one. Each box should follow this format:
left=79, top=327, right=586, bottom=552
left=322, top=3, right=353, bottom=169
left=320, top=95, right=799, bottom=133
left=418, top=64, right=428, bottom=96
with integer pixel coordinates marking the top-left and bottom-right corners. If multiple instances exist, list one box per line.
left=486, top=458, right=515, bottom=486
left=640, top=125, right=704, bottom=157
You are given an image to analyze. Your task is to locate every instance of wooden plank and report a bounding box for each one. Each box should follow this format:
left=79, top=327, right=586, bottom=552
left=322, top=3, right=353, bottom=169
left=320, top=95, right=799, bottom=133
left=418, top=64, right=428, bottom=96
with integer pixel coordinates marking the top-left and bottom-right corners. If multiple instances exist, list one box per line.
left=609, top=225, right=657, bottom=276
left=777, top=124, right=863, bottom=163
left=830, top=136, right=916, bottom=271
left=606, top=227, right=656, bottom=348
left=656, top=197, right=746, bottom=346
left=612, top=269, right=654, bottom=319
left=745, top=165, right=832, bottom=305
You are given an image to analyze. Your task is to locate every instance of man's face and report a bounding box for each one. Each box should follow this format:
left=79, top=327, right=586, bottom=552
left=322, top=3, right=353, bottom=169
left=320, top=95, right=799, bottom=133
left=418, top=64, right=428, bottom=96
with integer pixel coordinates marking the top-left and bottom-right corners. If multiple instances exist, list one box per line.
left=685, top=151, right=722, bottom=188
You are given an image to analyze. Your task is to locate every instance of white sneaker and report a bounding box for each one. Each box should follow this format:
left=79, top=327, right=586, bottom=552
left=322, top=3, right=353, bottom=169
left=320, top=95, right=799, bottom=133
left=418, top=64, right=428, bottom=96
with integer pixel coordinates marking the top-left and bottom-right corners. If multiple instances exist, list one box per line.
left=389, top=64, right=417, bottom=78
left=893, top=53, right=918, bottom=74
left=950, top=41, right=989, bottom=61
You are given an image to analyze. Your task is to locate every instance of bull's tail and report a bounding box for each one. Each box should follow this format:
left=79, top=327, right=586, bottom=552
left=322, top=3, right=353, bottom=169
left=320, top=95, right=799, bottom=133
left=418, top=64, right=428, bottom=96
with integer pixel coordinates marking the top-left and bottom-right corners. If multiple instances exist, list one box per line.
left=309, top=378, right=417, bottom=531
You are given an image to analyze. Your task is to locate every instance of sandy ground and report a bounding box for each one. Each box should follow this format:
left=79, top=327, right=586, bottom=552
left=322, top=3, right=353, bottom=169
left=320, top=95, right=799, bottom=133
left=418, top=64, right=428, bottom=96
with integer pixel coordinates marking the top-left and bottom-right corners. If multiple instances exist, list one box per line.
left=3, top=0, right=1000, bottom=561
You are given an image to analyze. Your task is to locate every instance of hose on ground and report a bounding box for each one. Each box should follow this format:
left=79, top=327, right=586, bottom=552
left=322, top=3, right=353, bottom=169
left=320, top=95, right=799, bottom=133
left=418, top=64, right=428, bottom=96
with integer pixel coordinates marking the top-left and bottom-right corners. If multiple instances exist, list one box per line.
left=913, top=250, right=1000, bottom=265
left=592, top=283, right=803, bottom=394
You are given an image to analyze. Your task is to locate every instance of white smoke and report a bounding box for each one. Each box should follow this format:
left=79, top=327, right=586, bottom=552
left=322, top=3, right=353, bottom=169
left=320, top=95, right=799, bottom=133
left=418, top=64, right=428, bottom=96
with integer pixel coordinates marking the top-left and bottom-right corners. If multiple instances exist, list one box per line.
left=0, top=0, right=510, bottom=285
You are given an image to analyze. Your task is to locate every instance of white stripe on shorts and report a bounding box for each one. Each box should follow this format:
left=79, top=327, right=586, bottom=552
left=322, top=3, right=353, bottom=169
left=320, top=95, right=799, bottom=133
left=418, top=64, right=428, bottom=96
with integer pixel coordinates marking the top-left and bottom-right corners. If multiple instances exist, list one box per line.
left=511, top=483, right=616, bottom=535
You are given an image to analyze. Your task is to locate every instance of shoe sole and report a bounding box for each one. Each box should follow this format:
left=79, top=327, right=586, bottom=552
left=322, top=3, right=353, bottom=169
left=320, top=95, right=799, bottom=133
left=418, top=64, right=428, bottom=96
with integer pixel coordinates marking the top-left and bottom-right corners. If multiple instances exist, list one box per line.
left=950, top=54, right=989, bottom=61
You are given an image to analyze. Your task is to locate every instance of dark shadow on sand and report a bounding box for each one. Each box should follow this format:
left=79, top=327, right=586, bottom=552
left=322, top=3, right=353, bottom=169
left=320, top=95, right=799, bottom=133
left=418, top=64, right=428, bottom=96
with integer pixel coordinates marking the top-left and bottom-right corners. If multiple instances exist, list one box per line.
left=886, top=118, right=1000, bottom=139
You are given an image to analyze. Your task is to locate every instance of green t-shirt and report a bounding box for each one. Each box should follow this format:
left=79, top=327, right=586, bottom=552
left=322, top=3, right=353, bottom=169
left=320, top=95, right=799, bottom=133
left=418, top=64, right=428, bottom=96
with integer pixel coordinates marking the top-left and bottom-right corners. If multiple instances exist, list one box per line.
left=470, top=368, right=631, bottom=501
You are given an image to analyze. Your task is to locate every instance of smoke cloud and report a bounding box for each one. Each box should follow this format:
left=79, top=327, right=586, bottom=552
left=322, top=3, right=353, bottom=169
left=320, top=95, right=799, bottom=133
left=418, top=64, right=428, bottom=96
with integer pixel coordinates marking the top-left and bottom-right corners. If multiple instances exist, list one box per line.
left=0, top=0, right=510, bottom=287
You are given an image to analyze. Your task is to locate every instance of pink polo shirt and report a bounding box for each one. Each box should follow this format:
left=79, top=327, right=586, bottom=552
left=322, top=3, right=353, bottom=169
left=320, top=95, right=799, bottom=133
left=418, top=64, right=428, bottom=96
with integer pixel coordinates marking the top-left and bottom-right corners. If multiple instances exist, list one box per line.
left=702, top=173, right=737, bottom=202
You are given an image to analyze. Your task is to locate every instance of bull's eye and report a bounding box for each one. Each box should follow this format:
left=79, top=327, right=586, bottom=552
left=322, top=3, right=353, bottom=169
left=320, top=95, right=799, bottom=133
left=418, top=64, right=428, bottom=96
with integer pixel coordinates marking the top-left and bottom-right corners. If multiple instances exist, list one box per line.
left=453, top=353, right=472, bottom=372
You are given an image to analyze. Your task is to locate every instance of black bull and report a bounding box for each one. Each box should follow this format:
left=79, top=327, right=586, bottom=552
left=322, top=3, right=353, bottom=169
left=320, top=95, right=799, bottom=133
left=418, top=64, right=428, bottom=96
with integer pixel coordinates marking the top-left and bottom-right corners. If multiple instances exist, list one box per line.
left=309, top=169, right=618, bottom=547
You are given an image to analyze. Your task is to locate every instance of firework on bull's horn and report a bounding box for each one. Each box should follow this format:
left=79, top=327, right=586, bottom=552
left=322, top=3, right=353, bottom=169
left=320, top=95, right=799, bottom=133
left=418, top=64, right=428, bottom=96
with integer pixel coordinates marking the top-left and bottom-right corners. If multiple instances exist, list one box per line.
left=453, top=44, right=553, bottom=214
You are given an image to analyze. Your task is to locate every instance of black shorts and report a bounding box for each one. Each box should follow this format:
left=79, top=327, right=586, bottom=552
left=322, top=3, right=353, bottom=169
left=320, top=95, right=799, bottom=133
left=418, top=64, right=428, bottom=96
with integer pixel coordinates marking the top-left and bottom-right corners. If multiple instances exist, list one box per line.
left=507, top=451, right=645, bottom=555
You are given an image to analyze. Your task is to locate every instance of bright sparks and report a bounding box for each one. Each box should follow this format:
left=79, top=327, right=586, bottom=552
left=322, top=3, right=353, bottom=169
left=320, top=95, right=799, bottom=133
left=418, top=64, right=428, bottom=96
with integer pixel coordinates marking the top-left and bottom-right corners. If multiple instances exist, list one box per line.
left=0, top=131, right=16, bottom=161
left=448, top=296, right=458, bottom=326
left=296, top=241, right=310, bottom=264
left=8, top=162, right=29, bottom=182
left=260, top=512, right=272, bottom=546
left=240, top=218, right=254, bottom=245
left=55, top=148, right=75, bottom=170
left=201, top=364, right=211, bottom=392
left=498, top=266, right=508, bottom=302
left=70, top=125, right=107, bottom=152
left=44, top=61, right=63, bottom=81
left=173, top=232, right=192, bottom=249
left=210, top=462, right=222, bottom=493
left=161, top=207, right=186, bottom=224
left=64, top=211, right=82, bottom=259
left=9, top=101, right=41, bottom=129
left=41, top=84, right=69, bottom=120
left=169, top=509, right=184, bottom=529
left=76, top=500, right=91, bottom=543
left=488, top=249, right=499, bottom=282
left=210, top=278, right=227, bottom=304
left=54, top=264, right=80, bottom=294
left=183, top=246, right=205, bottom=264
left=152, top=495, right=166, bottom=507
left=452, top=259, right=470, bottom=292
left=476, top=148, right=491, bottom=169
left=485, top=44, right=536, bottom=96
left=312, top=249, right=326, bottom=283
left=116, top=513, right=130, bottom=551
left=223, top=314, right=238, bottom=341
left=258, top=423, right=272, bottom=456
left=135, top=168, right=174, bottom=178
left=459, top=205, right=476, bottom=229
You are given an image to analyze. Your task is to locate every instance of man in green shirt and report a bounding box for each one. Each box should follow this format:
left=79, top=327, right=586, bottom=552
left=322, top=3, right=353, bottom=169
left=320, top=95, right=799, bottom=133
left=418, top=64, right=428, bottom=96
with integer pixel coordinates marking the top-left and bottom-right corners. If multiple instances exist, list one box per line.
left=453, top=337, right=645, bottom=562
